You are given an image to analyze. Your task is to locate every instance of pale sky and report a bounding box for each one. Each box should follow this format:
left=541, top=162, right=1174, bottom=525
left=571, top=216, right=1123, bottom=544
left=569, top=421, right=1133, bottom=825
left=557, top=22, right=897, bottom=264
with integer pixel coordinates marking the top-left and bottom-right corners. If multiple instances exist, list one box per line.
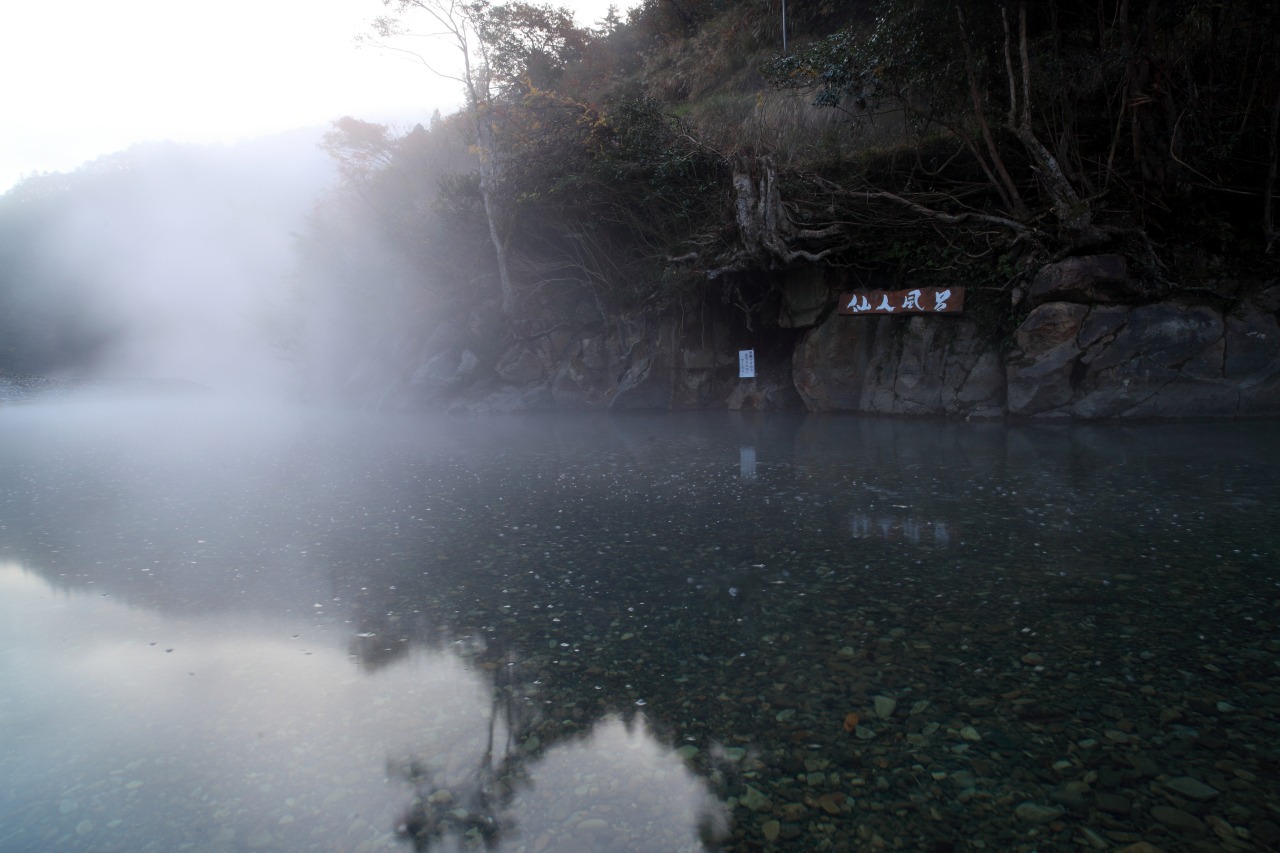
left=0, top=0, right=628, bottom=192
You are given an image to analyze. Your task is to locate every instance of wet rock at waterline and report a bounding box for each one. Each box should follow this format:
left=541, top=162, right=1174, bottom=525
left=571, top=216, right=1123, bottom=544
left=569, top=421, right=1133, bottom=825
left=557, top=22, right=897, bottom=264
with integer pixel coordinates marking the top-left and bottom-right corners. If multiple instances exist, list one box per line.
left=1005, top=258, right=1280, bottom=418
left=1005, top=299, right=1280, bottom=418
left=792, top=312, right=1007, bottom=417
left=302, top=255, right=1279, bottom=418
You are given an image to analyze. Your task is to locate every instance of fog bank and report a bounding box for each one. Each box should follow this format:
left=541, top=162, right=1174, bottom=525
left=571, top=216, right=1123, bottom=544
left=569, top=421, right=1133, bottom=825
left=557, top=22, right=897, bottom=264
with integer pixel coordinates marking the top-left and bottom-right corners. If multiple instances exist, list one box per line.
left=0, top=129, right=335, bottom=396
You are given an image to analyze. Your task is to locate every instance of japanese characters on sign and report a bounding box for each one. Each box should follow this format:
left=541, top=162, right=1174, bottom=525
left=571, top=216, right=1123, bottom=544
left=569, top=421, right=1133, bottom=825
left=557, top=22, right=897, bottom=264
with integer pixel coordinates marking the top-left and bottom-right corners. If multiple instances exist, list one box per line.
left=837, top=286, right=965, bottom=315
left=738, top=349, right=756, bottom=378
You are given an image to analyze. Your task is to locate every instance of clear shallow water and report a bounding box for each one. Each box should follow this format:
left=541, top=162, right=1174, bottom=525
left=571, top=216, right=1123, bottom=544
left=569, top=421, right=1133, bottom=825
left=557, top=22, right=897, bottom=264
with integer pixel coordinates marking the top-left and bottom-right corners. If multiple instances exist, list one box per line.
left=1, top=399, right=1277, bottom=852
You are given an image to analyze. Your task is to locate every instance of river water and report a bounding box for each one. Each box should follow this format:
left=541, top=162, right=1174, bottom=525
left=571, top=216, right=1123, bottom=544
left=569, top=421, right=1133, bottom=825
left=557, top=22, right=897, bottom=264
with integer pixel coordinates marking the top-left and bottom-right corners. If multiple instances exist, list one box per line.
left=1, top=398, right=1277, bottom=852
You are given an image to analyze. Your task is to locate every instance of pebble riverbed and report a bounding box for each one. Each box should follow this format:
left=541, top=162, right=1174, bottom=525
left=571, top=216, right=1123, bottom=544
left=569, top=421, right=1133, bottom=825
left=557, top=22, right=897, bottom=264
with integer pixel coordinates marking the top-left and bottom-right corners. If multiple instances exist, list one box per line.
left=0, top=401, right=1276, bottom=852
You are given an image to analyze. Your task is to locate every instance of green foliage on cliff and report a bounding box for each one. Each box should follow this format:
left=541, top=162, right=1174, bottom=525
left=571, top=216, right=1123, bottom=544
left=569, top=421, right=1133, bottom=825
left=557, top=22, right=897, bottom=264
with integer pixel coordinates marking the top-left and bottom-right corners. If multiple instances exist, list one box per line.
left=295, top=0, right=1279, bottom=351
left=765, top=0, right=1279, bottom=246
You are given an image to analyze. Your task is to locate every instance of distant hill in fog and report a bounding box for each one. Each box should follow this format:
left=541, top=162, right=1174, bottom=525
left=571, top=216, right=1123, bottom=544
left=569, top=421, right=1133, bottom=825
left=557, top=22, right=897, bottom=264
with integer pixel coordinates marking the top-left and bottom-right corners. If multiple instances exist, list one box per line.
left=0, top=129, right=335, bottom=391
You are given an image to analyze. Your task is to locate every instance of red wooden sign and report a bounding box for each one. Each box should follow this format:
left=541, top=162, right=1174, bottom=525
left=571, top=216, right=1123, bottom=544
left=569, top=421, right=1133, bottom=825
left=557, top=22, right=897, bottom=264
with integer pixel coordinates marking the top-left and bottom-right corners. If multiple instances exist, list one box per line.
left=838, top=286, right=964, bottom=315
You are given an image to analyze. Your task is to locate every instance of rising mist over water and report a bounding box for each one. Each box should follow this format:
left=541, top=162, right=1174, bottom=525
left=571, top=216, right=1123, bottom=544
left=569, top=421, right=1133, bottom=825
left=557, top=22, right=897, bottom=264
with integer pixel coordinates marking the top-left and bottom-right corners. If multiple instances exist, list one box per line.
left=2, top=400, right=1278, bottom=851
left=0, top=129, right=336, bottom=396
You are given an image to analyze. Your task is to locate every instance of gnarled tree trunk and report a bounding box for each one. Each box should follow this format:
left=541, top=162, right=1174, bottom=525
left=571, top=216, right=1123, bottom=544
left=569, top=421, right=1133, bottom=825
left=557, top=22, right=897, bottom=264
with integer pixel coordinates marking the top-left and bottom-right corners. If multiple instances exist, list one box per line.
left=725, top=155, right=843, bottom=272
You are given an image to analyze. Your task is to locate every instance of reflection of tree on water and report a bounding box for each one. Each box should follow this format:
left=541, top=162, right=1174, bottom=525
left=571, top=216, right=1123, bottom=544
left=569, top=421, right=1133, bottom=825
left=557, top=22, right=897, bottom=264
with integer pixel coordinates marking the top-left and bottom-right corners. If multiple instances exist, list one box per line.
left=390, top=672, right=520, bottom=850
left=394, top=753, right=510, bottom=849
left=380, top=640, right=730, bottom=851
left=331, top=474, right=802, bottom=851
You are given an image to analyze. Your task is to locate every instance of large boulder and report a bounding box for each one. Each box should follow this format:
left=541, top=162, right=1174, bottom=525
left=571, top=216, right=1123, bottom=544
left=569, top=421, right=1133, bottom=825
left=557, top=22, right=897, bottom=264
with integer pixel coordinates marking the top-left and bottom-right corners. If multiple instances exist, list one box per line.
left=1224, top=301, right=1280, bottom=416
left=1007, top=298, right=1280, bottom=418
left=1008, top=254, right=1280, bottom=418
left=1004, top=302, right=1088, bottom=416
left=1074, top=303, right=1230, bottom=418
left=550, top=355, right=611, bottom=408
left=495, top=344, right=549, bottom=384
left=777, top=267, right=831, bottom=328
left=611, top=354, right=671, bottom=409
left=724, top=363, right=804, bottom=410
left=1026, top=255, right=1139, bottom=307
left=609, top=311, right=741, bottom=410
left=793, top=312, right=1004, bottom=417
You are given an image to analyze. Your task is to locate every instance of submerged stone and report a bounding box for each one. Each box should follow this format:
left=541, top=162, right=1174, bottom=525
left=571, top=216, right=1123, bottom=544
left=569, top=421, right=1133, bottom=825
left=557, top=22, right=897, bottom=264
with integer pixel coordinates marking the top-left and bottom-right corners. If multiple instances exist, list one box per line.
left=1164, top=776, right=1219, bottom=800
left=739, top=785, right=772, bottom=813
left=1151, top=805, right=1207, bottom=833
left=1014, top=802, right=1063, bottom=824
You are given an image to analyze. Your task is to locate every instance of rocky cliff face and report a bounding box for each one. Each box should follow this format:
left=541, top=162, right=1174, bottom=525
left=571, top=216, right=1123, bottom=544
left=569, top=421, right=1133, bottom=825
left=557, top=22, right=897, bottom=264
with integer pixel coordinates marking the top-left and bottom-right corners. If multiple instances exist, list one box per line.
left=791, top=256, right=1280, bottom=419
left=792, top=313, right=1006, bottom=417
left=1005, top=257, right=1280, bottom=418
left=355, top=256, right=1279, bottom=420
left=378, top=288, right=802, bottom=414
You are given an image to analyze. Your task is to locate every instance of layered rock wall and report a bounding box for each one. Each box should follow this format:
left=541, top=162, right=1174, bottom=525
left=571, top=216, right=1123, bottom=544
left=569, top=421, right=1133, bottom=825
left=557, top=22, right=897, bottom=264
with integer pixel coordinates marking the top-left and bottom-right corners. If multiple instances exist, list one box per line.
left=792, top=314, right=1005, bottom=417
left=1005, top=258, right=1280, bottom=418
left=790, top=256, right=1279, bottom=419
left=356, top=256, right=1279, bottom=419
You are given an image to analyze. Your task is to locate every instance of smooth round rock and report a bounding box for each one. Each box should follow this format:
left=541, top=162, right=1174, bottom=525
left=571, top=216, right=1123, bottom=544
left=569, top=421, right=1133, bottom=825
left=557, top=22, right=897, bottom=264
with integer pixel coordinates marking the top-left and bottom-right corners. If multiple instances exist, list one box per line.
left=1164, top=776, right=1219, bottom=800
left=1151, top=805, right=1207, bottom=833
left=1015, top=802, right=1063, bottom=824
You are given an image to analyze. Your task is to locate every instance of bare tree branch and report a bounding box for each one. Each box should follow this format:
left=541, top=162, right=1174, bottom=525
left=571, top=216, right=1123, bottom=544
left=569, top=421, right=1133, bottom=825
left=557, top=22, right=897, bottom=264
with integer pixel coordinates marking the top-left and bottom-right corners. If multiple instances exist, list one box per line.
left=811, top=174, right=1037, bottom=237
left=378, top=0, right=519, bottom=318
left=956, top=4, right=1027, bottom=217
